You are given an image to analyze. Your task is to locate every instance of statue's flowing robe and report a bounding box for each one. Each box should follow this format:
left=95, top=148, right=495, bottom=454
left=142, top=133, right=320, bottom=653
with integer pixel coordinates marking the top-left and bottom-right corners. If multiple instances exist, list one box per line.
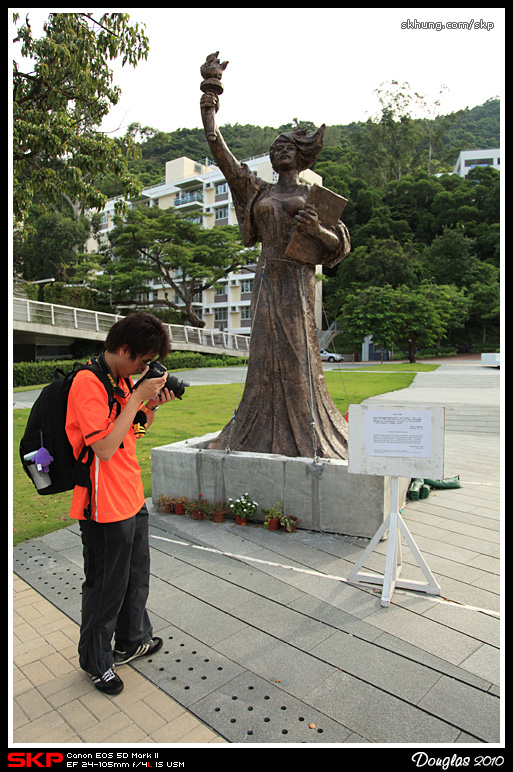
left=208, top=164, right=350, bottom=459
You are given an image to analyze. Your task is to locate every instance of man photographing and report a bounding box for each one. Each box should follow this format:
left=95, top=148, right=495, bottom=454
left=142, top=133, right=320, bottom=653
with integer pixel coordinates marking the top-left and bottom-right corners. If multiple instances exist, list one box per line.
left=65, top=312, right=174, bottom=695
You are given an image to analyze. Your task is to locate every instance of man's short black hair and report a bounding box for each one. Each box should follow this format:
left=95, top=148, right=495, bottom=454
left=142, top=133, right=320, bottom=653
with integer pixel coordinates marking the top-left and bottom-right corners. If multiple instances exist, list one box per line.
left=105, top=312, right=171, bottom=360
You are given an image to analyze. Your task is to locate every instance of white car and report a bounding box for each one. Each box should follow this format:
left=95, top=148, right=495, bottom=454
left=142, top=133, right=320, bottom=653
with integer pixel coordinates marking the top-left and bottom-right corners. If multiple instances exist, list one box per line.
left=320, top=348, right=343, bottom=363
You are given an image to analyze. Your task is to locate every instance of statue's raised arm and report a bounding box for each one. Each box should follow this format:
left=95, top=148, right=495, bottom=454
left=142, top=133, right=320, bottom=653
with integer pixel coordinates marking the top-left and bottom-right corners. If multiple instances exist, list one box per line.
left=200, top=53, right=247, bottom=191
left=200, top=52, right=268, bottom=247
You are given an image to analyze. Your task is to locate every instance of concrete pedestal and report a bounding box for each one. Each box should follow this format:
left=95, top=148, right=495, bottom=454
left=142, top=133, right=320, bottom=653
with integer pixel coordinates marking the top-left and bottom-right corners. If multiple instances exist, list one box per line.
left=151, top=433, right=409, bottom=538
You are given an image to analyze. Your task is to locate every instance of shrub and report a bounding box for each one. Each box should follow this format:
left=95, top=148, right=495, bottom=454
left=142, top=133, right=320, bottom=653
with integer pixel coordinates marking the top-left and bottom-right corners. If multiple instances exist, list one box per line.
left=13, top=359, right=90, bottom=387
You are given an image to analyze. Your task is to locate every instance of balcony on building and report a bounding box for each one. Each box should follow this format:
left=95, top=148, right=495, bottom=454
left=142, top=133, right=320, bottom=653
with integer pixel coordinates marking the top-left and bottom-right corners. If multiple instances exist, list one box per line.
left=173, top=190, right=204, bottom=211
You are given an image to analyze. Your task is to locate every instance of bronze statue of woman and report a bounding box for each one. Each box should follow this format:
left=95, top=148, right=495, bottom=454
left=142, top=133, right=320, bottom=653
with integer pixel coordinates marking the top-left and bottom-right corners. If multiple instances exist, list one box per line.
left=200, top=54, right=351, bottom=460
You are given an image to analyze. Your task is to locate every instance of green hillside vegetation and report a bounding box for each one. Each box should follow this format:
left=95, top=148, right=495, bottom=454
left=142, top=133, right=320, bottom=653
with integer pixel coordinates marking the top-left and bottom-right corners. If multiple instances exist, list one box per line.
left=97, top=99, right=500, bottom=195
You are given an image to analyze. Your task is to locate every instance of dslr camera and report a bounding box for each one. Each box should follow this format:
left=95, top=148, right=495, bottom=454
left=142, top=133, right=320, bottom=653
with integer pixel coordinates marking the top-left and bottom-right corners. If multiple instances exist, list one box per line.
left=135, top=360, right=190, bottom=400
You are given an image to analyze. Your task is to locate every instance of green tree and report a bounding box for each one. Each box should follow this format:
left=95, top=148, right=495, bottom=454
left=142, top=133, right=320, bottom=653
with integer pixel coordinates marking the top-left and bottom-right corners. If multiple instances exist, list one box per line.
left=326, top=238, right=420, bottom=314
left=338, top=282, right=469, bottom=362
left=384, top=174, right=442, bottom=246
left=419, top=228, right=479, bottom=287
left=467, top=263, right=500, bottom=344
left=105, top=207, right=258, bottom=326
left=462, top=167, right=500, bottom=265
left=13, top=211, right=93, bottom=281
left=13, top=12, right=149, bottom=221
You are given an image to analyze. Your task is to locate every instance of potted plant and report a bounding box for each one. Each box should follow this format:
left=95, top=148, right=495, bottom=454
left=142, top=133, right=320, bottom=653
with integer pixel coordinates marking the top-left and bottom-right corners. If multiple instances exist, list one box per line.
left=280, top=514, right=298, bottom=533
left=157, top=495, right=176, bottom=514
left=185, top=495, right=208, bottom=520
left=229, top=493, right=258, bottom=525
left=174, top=496, right=187, bottom=515
left=211, top=501, right=227, bottom=523
left=263, top=501, right=282, bottom=530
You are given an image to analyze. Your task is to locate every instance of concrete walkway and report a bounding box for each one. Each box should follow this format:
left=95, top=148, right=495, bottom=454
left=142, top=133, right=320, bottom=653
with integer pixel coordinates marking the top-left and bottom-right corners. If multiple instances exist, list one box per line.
left=11, top=358, right=502, bottom=746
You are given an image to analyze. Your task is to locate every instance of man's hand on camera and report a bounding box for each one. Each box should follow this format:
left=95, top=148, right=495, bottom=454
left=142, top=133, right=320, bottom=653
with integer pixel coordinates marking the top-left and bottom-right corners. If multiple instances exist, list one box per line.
left=146, top=387, right=175, bottom=412
left=135, top=372, right=168, bottom=403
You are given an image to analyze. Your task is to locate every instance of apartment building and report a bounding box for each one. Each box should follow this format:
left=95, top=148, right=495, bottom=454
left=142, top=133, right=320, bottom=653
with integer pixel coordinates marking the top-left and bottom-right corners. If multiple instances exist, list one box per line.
left=90, top=154, right=324, bottom=335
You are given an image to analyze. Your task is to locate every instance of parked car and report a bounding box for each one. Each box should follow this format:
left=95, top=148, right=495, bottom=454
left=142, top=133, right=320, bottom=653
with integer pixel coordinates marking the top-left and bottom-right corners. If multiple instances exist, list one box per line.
left=320, top=348, right=343, bottom=362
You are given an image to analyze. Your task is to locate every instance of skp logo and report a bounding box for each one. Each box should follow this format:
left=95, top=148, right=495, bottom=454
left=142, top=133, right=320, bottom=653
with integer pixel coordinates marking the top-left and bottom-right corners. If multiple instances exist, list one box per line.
left=8, top=753, right=64, bottom=767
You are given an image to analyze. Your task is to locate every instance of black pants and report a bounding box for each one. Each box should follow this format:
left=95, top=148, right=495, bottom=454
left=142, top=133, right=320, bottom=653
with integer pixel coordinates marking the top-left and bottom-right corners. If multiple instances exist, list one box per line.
left=78, top=505, right=153, bottom=676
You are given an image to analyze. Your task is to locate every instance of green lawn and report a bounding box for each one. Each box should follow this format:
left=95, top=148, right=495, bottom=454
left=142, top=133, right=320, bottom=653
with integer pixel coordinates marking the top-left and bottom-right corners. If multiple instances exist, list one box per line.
left=12, top=368, right=420, bottom=544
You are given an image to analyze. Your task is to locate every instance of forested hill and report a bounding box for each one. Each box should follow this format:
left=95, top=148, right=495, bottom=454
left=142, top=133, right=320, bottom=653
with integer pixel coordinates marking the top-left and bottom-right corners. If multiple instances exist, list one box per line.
left=102, top=98, right=499, bottom=196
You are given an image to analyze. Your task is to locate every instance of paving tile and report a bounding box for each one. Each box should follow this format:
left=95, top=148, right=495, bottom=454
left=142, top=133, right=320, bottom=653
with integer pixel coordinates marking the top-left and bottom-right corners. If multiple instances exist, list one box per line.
left=14, top=711, right=80, bottom=743
left=425, top=600, right=500, bottom=643
left=80, top=713, right=136, bottom=743
left=18, top=660, right=55, bottom=688
left=169, top=569, right=255, bottom=611
left=124, top=700, right=167, bottom=733
left=148, top=585, right=248, bottom=644
left=212, top=627, right=335, bottom=700
left=458, top=643, right=500, bottom=685
left=286, top=592, right=384, bottom=641
left=373, top=631, right=493, bottom=691
left=418, top=676, right=500, bottom=742
left=15, top=688, right=52, bottom=721
left=364, top=604, right=483, bottom=665
left=305, top=670, right=460, bottom=743
left=58, top=698, right=99, bottom=733
left=308, top=630, right=442, bottom=703
left=149, top=711, right=215, bottom=743
left=230, top=594, right=335, bottom=651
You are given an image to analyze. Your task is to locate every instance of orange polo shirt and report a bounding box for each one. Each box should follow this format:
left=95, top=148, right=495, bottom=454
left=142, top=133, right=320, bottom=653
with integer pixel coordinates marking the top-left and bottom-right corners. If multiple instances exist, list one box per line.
left=65, top=369, right=145, bottom=523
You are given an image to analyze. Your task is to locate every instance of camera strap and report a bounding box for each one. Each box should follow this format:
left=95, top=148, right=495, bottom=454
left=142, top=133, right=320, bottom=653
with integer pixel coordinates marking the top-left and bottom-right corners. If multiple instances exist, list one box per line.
left=95, top=353, right=147, bottom=441
left=95, top=354, right=126, bottom=400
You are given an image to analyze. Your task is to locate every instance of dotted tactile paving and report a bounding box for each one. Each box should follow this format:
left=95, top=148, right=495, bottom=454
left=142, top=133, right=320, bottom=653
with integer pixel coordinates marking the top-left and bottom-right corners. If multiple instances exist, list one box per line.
left=130, top=624, right=245, bottom=708
left=190, top=672, right=352, bottom=743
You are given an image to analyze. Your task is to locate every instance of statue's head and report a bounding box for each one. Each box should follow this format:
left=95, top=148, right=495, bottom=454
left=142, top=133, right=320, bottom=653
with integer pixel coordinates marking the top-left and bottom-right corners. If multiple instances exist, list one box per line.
left=269, top=124, right=326, bottom=173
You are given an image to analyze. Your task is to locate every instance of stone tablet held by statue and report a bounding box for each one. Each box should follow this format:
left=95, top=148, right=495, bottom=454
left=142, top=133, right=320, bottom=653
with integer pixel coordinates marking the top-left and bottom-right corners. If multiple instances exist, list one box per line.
left=285, top=184, right=348, bottom=265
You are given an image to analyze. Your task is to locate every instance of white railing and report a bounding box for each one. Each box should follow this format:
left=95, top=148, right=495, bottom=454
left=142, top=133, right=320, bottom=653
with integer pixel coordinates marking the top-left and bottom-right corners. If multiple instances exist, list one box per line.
left=166, top=323, right=249, bottom=353
left=12, top=297, right=250, bottom=355
left=13, top=297, right=124, bottom=332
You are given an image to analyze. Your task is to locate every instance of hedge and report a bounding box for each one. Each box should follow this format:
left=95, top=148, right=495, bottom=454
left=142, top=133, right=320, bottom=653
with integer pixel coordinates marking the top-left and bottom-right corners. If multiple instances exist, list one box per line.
left=13, top=352, right=246, bottom=388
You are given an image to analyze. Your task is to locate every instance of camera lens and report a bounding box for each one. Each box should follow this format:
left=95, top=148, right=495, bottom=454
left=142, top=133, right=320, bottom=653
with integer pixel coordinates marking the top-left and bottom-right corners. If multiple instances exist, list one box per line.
left=165, top=373, right=190, bottom=400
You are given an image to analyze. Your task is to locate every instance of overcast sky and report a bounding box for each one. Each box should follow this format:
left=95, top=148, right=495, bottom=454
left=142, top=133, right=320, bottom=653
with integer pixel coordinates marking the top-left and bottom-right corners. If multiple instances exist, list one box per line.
left=12, top=7, right=504, bottom=137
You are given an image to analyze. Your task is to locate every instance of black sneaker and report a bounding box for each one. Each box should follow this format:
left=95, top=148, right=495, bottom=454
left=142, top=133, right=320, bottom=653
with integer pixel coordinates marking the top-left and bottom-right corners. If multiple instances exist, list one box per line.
left=113, top=636, right=163, bottom=666
left=91, top=668, right=124, bottom=695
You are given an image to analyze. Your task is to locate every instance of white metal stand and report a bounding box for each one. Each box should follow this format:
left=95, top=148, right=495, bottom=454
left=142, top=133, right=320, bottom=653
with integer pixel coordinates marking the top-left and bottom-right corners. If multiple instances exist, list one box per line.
left=347, top=476, right=441, bottom=607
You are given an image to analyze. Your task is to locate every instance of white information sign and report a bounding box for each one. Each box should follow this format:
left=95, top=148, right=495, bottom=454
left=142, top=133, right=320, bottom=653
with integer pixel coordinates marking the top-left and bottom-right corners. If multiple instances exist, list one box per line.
left=346, top=404, right=445, bottom=606
left=365, top=409, right=432, bottom=458
left=348, top=404, right=445, bottom=479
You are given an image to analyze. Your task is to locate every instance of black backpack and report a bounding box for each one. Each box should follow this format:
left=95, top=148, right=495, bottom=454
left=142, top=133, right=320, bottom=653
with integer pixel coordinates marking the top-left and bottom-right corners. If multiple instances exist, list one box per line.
left=19, top=360, right=119, bottom=520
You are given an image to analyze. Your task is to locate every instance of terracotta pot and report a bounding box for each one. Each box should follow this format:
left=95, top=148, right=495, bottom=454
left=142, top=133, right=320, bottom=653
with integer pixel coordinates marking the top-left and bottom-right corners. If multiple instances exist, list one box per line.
left=235, top=515, right=247, bottom=526
left=265, top=517, right=280, bottom=531
left=212, top=511, right=225, bottom=523
left=192, top=510, right=203, bottom=520
left=282, top=517, right=298, bottom=533
left=174, top=503, right=185, bottom=515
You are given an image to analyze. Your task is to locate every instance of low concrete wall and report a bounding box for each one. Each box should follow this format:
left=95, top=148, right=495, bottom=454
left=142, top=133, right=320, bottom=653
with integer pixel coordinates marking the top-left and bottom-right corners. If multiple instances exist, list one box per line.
left=151, top=433, right=410, bottom=538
